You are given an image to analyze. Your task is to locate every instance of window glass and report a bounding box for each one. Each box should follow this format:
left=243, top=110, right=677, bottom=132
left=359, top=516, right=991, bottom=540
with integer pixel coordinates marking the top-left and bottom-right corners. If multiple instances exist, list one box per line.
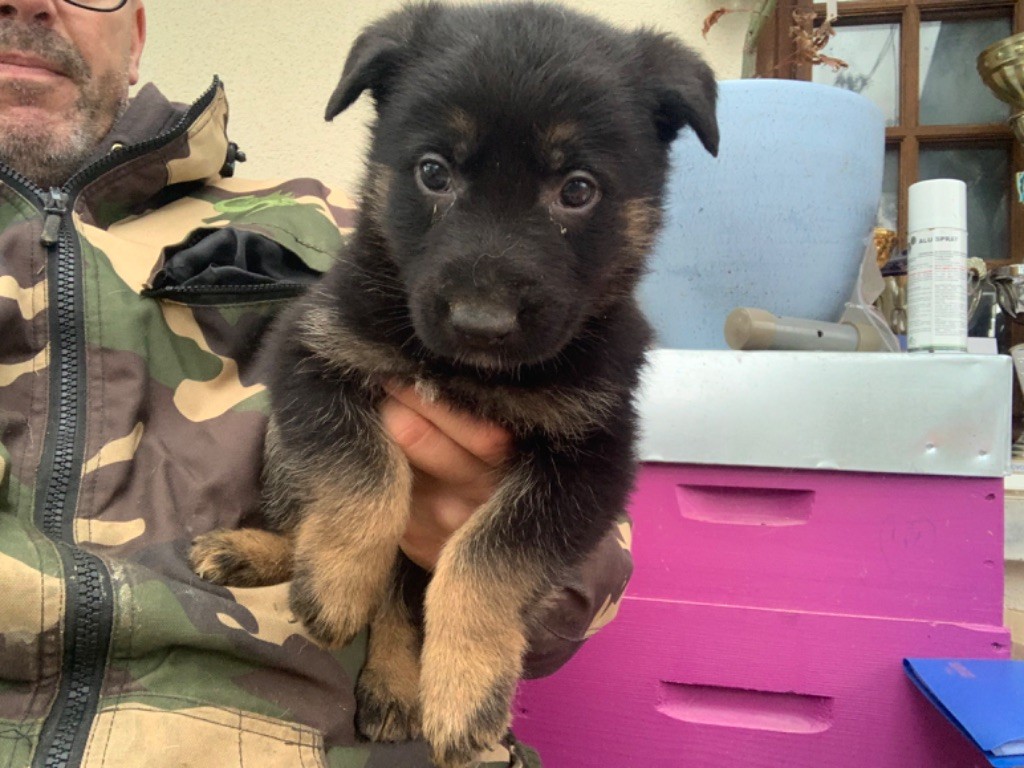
left=814, top=23, right=901, bottom=127
left=918, top=146, right=1010, bottom=262
left=919, top=18, right=1012, bottom=125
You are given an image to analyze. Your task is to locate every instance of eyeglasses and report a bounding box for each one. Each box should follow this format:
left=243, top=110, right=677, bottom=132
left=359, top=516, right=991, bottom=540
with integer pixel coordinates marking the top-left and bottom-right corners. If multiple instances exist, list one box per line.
left=62, top=0, right=129, bottom=11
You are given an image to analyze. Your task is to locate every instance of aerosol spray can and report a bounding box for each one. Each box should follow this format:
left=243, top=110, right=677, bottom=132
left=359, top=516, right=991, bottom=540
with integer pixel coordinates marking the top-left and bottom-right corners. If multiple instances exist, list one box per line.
left=907, top=179, right=968, bottom=353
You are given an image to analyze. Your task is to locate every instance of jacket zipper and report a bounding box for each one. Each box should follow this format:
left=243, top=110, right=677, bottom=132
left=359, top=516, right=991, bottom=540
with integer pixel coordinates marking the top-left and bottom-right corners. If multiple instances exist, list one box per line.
left=0, top=77, right=223, bottom=768
left=31, top=185, right=113, bottom=768
left=141, top=282, right=309, bottom=302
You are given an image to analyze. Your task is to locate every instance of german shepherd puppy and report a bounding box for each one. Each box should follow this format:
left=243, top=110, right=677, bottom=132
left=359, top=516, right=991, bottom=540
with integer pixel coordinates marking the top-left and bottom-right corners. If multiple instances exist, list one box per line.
left=191, top=3, right=717, bottom=765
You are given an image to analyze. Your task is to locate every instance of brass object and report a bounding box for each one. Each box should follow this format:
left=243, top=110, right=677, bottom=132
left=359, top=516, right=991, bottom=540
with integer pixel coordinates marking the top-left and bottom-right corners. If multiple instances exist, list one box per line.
left=872, top=227, right=897, bottom=269
left=978, top=34, right=1024, bottom=146
left=978, top=34, right=1024, bottom=325
left=874, top=275, right=907, bottom=335
left=978, top=32, right=1024, bottom=108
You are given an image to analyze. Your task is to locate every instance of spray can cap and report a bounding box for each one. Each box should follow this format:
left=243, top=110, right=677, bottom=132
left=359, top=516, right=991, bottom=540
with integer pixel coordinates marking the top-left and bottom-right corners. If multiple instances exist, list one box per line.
left=908, top=178, right=967, bottom=232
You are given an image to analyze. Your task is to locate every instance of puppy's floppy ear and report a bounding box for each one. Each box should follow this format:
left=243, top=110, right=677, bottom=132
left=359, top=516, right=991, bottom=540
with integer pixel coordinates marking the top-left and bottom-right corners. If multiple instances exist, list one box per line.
left=325, top=4, right=437, bottom=121
left=633, top=31, right=720, bottom=157
left=325, top=32, right=402, bottom=121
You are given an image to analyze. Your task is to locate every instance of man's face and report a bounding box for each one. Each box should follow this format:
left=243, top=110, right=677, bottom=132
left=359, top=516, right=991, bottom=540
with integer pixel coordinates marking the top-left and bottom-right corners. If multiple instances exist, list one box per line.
left=0, top=0, right=146, bottom=187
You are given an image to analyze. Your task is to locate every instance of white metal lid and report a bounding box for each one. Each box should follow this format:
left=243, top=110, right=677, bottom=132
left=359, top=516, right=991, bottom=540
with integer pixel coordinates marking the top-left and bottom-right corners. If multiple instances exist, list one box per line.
left=908, top=178, right=967, bottom=233
left=636, top=349, right=1012, bottom=477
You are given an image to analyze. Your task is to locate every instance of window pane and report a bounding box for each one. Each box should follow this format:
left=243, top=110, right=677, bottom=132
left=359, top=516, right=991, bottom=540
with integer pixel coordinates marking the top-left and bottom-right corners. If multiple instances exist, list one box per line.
left=920, top=18, right=1011, bottom=126
left=918, top=147, right=1010, bottom=262
left=878, top=146, right=899, bottom=231
left=814, top=23, right=900, bottom=127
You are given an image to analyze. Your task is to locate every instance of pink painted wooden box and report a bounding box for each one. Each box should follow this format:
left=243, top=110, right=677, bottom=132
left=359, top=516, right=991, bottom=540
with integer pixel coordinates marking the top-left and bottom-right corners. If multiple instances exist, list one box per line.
left=513, top=352, right=1014, bottom=767
left=514, top=464, right=1009, bottom=767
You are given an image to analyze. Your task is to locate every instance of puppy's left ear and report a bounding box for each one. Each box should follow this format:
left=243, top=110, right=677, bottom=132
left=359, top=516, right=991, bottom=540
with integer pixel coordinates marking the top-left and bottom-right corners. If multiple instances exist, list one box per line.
left=633, top=31, right=720, bottom=157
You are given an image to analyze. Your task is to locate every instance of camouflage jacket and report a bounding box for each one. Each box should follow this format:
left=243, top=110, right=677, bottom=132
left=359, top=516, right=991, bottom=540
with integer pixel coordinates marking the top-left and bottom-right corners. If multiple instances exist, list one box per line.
left=0, top=80, right=632, bottom=768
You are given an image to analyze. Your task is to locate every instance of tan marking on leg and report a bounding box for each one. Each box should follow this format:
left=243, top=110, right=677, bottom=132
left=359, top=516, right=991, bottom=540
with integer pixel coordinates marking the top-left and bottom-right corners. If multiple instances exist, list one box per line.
left=419, top=470, right=547, bottom=767
left=356, top=588, right=423, bottom=742
left=189, top=528, right=294, bottom=587
left=289, top=445, right=413, bottom=647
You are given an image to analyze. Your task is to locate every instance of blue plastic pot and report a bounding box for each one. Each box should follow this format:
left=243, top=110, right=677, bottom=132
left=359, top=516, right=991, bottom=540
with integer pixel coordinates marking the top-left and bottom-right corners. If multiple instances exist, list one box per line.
left=639, top=79, right=886, bottom=349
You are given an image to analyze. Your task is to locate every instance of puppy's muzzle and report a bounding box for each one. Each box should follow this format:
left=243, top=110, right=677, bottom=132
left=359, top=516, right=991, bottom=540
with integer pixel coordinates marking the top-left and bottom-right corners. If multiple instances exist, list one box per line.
left=410, top=247, right=575, bottom=367
left=448, top=301, right=519, bottom=345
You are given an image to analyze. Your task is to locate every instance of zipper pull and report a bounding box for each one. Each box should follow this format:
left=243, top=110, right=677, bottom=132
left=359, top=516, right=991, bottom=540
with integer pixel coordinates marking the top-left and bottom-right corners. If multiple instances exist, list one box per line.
left=40, top=187, right=68, bottom=247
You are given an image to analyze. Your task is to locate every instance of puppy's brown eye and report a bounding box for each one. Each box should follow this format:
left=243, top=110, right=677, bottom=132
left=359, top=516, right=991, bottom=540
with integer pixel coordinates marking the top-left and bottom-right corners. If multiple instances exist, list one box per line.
left=417, top=156, right=452, bottom=193
left=559, top=174, right=598, bottom=209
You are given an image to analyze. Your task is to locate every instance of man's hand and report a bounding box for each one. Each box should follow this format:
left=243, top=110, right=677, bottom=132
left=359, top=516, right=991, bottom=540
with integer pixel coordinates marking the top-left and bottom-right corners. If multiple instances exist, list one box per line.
left=381, top=385, right=511, bottom=570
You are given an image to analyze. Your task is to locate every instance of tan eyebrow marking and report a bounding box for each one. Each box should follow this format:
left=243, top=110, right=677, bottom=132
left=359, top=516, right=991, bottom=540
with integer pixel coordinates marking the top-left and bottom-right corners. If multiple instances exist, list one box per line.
left=541, top=121, right=580, bottom=170
left=448, top=108, right=477, bottom=164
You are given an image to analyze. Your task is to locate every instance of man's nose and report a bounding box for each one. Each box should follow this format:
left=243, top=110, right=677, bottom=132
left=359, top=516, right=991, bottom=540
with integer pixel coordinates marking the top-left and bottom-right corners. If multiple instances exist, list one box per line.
left=0, top=0, right=60, bottom=24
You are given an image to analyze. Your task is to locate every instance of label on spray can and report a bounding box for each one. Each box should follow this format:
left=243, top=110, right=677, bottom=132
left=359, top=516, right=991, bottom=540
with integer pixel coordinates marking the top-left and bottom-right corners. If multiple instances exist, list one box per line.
left=907, top=227, right=968, bottom=353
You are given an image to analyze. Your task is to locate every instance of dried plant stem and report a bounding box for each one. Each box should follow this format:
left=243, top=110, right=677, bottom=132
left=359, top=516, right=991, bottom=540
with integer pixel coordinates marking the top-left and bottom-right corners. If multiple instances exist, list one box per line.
left=704, top=1, right=845, bottom=77
left=742, top=0, right=777, bottom=77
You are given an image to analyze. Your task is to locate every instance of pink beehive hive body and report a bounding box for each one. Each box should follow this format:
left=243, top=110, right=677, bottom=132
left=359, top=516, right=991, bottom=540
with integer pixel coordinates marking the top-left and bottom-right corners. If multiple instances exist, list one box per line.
left=513, top=464, right=1008, bottom=767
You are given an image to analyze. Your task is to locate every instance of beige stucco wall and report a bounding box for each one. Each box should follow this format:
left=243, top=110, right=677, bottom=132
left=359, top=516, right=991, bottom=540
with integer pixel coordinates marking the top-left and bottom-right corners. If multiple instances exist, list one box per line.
left=136, top=0, right=746, bottom=195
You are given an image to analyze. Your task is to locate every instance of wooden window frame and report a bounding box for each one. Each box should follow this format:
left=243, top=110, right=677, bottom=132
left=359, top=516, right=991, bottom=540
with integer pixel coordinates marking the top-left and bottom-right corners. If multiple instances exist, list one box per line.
left=757, top=0, right=1023, bottom=265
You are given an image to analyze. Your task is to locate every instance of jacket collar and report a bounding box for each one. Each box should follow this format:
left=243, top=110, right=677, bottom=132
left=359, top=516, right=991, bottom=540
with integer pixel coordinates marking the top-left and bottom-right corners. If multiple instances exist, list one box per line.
left=76, top=78, right=233, bottom=227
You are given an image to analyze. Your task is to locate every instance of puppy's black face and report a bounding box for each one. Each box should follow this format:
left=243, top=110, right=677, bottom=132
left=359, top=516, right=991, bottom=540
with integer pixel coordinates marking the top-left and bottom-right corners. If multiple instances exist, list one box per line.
left=328, top=3, right=719, bottom=371
left=375, top=64, right=658, bottom=370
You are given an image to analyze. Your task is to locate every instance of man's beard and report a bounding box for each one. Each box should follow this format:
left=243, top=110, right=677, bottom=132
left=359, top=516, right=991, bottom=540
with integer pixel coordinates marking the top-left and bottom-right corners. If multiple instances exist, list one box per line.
left=0, top=23, right=130, bottom=188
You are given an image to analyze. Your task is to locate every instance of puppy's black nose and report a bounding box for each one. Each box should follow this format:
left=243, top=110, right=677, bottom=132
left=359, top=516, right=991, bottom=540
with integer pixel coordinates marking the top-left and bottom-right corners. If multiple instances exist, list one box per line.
left=449, top=301, right=518, bottom=343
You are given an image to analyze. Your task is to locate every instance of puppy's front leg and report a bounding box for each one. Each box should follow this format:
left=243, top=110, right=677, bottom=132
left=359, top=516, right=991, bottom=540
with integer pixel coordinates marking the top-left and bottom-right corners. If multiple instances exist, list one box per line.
left=418, top=466, right=548, bottom=768
left=288, top=433, right=413, bottom=648
left=264, top=330, right=415, bottom=648
left=356, top=571, right=423, bottom=741
left=419, top=426, right=635, bottom=767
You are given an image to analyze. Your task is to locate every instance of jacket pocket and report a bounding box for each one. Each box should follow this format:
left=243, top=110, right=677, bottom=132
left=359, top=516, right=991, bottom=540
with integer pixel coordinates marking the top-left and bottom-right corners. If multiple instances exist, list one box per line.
left=141, top=227, right=321, bottom=306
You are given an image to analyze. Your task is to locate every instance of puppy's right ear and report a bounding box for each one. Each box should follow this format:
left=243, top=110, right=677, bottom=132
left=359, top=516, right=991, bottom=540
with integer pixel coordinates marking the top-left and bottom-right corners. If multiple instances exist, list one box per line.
left=325, top=32, right=403, bottom=121
left=325, top=5, right=436, bottom=121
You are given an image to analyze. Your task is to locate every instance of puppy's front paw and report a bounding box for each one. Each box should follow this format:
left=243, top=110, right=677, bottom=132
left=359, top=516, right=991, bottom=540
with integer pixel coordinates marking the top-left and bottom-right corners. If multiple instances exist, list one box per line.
left=355, top=666, right=422, bottom=742
left=421, top=672, right=514, bottom=768
left=190, top=529, right=292, bottom=587
left=289, top=570, right=374, bottom=648
left=419, top=555, right=533, bottom=767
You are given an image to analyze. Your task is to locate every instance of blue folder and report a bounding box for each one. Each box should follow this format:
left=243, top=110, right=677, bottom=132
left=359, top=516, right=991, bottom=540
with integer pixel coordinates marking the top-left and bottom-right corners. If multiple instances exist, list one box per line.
left=904, top=658, right=1024, bottom=768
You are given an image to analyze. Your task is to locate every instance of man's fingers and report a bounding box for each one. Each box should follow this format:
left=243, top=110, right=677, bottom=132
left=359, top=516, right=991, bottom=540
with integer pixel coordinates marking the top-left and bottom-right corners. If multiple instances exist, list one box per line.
left=399, top=474, right=480, bottom=570
left=383, top=386, right=512, bottom=569
left=380, top=396, right=500, bottom=487
left=384, top=385, right=511, bottom=468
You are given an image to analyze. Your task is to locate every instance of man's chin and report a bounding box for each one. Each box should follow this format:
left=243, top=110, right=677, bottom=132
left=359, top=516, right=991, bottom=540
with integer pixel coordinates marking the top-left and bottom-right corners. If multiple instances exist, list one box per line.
left=0, top=112, right=94, bottom=186
left=0, top=102, right=72, bottom=132
left=0, top=74, right=79, bottom=108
